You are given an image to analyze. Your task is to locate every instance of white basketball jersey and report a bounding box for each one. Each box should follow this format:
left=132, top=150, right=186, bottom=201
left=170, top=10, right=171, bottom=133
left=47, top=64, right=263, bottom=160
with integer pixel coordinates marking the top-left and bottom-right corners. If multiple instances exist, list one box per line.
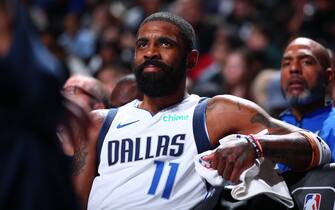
left=88, top=94, right=211, bottom=210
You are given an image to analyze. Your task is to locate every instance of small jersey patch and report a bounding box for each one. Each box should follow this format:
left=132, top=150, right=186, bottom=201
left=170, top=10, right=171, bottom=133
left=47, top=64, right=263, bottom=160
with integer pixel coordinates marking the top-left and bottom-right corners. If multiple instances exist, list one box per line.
left=303, top=193, right=321, bottom=210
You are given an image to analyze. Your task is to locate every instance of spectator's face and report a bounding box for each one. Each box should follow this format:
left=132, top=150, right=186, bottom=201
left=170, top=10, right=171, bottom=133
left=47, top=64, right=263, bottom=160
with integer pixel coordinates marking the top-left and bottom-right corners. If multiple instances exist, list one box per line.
left=64, top=14, right=79, bottom=36
left=280, top=39, right=327, bottom=106
left=141, top=0, right=161, bottom=14
left=0, top=7, right=11, bottom=56
left=110, top=81, right=143, bottom=107
left=223, top=52, right=246, bottom=86
left=96, top=67, right=122, bottom=93
left=174, top=0, right=202, bottom=25
left=133, top=21, right=188, bottom=97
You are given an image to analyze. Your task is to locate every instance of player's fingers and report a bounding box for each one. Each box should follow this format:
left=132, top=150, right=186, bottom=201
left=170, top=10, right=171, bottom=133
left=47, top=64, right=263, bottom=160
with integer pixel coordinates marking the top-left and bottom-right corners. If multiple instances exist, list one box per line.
left=201, top=152, right=215, bottom=161
left=223, top=159, right=234, bottom=180
left=205, top=150, right=220, bottom=169
left=217, top=155, right=226, bottom=176
left=230, top=163, right=243, bottom=183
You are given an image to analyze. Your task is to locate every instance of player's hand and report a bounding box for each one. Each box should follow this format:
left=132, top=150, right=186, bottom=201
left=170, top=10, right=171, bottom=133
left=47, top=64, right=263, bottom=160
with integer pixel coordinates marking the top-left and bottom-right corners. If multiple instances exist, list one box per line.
left=201, top=135, right=256, bottom=183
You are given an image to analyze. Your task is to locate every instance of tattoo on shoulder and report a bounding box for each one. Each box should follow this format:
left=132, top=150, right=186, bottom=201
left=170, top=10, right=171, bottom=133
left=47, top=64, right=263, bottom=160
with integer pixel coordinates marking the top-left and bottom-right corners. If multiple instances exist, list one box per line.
left=250, top=113, right=279, bottom=128
left=236, top=101, right=241, bottom=110
left=72, top=142, right=88, bottom=176
left=206, top=98, right=217, bottom=111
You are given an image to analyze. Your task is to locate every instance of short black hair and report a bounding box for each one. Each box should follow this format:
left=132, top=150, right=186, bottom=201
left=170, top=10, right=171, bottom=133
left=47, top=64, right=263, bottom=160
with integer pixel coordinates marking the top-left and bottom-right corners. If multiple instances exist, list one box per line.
left=139, top=12, right=196, bottom=52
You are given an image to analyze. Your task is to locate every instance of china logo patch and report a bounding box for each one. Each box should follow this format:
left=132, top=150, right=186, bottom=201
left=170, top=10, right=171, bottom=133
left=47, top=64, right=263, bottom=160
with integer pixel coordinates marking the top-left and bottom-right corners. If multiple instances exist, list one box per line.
left=303, top=193, right=321, bottom=210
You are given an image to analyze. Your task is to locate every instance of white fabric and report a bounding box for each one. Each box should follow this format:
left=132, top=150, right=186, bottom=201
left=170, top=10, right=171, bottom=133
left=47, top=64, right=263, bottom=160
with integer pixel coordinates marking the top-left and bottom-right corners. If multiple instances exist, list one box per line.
left=88, top=95, right=209, bottom=210
left=194, top=135, right=294, bottom=208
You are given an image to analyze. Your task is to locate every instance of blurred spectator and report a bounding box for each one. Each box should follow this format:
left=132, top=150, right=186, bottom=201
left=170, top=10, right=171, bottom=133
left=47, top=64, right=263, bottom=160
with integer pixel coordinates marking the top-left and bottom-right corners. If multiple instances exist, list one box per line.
left=0, top=3, right=12, bottom=56
left=225, top=0, right=259, bottom=41
left=63, top=75, right=110, bottom=111
left=119, top=29, right=137, bottom=66
left=61, top=75, right=110, bottom=156
left=195, top=24, right=240, bottom=86
left=123, top=0, right=164, bottom=34
left=94, top=62, right=131, bottom=94
left=40, top=27, right=71, bottom=78
left=110, top=74, right=143, bottom=108
left=190, top=82, right=222, bottom=98
left=173, top=0, right=216, bottom=54
left=329, top=50, right=335, bottom=102
left=245, top=22, right=282, bottom=69
left=299, top=0, right=335, bottom=50
left=120, top=0, right=165, bottom=65
left=58, top=12, right=96, bottom=61
left=251, top=69, right=288, bottom=117
left=89, top=3, right=117, bottom=37
left=204, top=0, right=234, bottom=17
left=254, top=0, right=295, bottom=49
left=221, top=48, right=257, bottom=100
left=172, top=0, right=217, bottom=81
left=88, top=37, right=121, bottom=74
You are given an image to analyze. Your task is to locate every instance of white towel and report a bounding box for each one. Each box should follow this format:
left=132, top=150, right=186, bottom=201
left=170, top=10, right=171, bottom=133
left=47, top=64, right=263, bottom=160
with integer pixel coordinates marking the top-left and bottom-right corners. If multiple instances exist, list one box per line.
left=194, top=134, right=294, bottom=208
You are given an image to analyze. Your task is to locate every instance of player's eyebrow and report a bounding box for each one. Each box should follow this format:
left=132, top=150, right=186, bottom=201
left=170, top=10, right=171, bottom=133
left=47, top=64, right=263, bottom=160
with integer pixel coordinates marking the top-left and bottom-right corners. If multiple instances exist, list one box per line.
left=136, top=37, right=148, bottom=44
left=158, top=36, right=177, bottom=45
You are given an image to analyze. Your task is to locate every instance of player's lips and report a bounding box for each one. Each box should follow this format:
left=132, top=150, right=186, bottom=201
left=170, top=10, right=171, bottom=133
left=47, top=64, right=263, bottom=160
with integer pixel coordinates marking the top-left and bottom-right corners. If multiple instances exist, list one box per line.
left=143, top=64, right=161, bottom=73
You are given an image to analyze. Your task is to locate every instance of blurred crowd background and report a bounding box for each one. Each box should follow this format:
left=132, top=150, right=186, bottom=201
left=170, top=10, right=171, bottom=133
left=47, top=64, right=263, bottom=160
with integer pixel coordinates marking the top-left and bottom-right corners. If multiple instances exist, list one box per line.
left=14, top=0, right=335, bottom=115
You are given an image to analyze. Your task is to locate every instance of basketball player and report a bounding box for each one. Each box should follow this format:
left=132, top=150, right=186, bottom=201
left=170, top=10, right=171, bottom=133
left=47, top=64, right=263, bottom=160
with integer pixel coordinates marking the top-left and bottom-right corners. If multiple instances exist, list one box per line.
left=72, top=12, right=330, bottom=210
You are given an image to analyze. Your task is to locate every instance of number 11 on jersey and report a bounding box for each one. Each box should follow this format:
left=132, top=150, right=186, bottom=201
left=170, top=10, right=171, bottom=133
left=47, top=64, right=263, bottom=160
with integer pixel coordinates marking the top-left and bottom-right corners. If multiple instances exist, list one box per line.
left=148, top=160, right=179, bottom=199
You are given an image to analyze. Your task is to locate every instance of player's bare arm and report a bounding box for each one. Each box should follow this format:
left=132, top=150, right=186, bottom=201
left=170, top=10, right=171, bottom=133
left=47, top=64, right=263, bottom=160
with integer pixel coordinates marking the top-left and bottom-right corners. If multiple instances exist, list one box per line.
left=206, top=95, right=300, bottom=139
left=203, top=95, right=325, bottom=182
left=72, top=109, right=108, bottom=210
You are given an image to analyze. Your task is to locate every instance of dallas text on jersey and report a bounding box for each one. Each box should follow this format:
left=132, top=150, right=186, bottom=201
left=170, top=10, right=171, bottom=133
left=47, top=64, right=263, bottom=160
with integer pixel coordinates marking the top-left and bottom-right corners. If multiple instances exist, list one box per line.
left=107, top=134, right=186, bottom=165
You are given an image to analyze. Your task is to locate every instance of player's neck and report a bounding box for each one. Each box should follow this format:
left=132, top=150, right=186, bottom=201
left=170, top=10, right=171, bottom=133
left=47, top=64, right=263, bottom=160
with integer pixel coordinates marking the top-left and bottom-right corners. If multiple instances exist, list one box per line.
left=139, top=89, right=188, bottom=115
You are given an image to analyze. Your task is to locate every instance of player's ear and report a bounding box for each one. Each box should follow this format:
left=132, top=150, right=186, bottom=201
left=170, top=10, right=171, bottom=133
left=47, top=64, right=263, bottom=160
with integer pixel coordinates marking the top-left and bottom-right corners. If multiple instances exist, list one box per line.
left=187, top=49, right=199, bottom=69
left=325, top=67, right=333, bottom=84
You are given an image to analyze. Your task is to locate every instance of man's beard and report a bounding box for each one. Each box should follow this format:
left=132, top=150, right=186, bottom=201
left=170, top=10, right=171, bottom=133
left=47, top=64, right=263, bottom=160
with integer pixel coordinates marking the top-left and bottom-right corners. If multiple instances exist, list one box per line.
left=282, top=79, right=326, bottom=107
left=133, top=58, right=187, bottom=97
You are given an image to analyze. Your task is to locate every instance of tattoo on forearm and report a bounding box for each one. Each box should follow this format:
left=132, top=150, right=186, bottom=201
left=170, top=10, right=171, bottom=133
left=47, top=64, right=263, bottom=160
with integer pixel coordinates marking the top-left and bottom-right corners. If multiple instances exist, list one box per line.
left=250, top=113, right=279, bottom=128
left=72, top=143, right=88, bottom=176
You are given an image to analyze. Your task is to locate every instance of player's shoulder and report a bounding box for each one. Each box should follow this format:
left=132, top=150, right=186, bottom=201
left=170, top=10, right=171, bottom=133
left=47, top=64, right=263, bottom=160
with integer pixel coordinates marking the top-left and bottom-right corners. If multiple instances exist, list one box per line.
left=90, top=109, right=110, bottom=124
left=88, top=109, right=114, bottom=145
left=207, top=94, right=257, bottom=111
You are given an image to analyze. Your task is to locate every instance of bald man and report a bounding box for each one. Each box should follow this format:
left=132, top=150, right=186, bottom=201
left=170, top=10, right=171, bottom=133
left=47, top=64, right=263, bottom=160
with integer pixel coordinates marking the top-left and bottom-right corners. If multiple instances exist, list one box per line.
left=61, top=75, right=111, bottom=156
left=110, top=75, right=143, bottom=108
left=279, top=37, right=335, bottom=164
left=63, top=75, right=110, bottom=111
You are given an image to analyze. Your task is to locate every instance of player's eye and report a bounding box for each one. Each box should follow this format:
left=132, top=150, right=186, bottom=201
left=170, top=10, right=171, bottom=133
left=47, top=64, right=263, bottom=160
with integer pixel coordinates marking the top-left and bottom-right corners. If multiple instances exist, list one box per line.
left=136, top=40, right=147, bottom=49
left=161, top=41, right=172, bottom=47
left=159, top=38, right=175, bottom=48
